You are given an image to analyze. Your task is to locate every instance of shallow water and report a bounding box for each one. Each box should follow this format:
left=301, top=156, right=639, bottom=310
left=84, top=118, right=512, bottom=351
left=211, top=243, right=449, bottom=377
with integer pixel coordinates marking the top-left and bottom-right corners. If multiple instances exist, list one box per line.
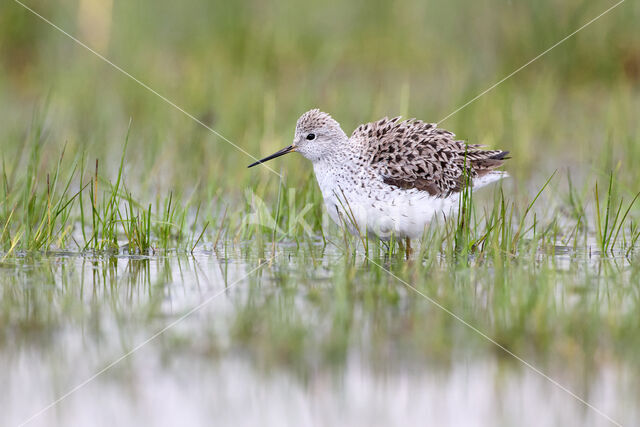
left=1, top=247, right=638, bottom=426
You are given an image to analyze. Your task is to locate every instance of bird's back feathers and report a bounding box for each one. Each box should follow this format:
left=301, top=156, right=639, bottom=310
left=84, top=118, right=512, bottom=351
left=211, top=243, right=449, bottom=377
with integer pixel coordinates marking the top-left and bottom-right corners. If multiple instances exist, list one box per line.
left=351, top=117, right=509, bottom=197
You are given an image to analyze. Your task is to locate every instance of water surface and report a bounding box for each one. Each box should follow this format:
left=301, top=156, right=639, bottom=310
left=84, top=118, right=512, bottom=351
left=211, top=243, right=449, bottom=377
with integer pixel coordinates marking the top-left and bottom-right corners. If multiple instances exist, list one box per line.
left=2, top=245, right=638, bottom=426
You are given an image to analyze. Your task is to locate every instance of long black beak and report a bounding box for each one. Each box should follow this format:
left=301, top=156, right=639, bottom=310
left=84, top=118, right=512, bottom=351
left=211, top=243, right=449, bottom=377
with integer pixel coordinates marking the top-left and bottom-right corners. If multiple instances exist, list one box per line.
left=247, top=145, right=295, bottom=168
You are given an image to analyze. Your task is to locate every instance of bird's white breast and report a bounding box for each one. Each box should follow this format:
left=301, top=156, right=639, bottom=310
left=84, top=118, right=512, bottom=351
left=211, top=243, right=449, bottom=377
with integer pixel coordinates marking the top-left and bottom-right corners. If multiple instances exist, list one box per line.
left=312, top=160, right=459, bottom=239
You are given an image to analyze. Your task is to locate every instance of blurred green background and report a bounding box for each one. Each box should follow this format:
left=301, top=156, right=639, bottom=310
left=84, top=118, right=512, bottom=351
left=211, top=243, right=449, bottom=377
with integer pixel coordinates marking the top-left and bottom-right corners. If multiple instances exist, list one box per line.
left=1, top=0, right=638, bottom=203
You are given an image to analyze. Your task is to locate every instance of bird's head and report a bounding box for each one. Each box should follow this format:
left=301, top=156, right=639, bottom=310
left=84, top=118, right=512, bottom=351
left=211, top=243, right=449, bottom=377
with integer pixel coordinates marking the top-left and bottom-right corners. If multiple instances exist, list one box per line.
left=248, top=109, right=347, bottom=168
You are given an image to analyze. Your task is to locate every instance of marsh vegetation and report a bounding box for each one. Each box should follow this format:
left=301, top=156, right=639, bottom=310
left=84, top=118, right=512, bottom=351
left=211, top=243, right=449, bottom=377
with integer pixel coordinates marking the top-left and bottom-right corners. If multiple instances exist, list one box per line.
left=1, top=0, right=639, bottom=425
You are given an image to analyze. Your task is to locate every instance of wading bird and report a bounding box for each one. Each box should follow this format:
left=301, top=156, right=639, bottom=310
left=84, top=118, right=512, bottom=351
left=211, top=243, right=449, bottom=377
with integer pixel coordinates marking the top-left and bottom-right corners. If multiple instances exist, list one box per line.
left=249, top=109, right=509, bottom=253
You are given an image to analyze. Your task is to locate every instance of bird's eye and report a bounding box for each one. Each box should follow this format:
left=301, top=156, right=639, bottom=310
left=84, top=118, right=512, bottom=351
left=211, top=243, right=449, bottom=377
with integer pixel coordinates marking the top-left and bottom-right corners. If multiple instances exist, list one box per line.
left=306, top=133, right=316, bottom=141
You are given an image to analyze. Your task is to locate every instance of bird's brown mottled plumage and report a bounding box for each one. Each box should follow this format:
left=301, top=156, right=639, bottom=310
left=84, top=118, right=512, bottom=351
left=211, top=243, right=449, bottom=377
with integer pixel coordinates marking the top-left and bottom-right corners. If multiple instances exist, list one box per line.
left=249, top=109, right=510, bottom=239
left=351, top=117, right=510, bottom=197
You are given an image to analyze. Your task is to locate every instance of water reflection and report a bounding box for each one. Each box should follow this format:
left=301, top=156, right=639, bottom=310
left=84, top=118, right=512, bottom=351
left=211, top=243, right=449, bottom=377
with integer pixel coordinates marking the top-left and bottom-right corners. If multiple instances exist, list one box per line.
left=0, top=248, right=638, bottom=426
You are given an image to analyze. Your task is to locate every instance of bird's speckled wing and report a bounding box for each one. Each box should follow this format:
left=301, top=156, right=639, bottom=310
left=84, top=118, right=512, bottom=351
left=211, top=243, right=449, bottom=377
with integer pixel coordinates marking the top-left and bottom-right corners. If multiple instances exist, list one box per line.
left=351, top=117, right=509, bottom=198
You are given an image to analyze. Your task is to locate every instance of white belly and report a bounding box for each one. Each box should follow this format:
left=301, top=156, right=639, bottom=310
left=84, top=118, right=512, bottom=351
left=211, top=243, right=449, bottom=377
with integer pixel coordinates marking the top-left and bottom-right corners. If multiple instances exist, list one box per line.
left=319, top=184, right=458, bottom=240
left=315, top=169, right=507, bottom=240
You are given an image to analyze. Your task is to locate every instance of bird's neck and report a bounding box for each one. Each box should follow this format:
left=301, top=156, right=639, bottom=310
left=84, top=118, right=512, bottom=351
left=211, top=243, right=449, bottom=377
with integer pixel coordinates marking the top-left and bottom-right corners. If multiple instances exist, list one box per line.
left=311, top=140, right=362, bottom=197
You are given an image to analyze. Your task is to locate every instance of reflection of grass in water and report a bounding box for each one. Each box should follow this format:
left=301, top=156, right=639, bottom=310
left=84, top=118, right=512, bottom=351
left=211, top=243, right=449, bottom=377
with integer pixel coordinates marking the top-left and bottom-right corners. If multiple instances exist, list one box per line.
left=225, top=249, right=640, bottom=390
left=0, top=1, right=640, bottom=422
left=0, top=245, right=638, bottom=426
left=3, top=247, right=637, bottom=381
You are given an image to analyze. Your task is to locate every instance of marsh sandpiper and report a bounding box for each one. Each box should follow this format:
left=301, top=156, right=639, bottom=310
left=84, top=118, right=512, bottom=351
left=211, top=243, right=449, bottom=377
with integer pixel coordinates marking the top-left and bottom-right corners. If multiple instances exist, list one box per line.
left=249, top=109, right=509, bottom=247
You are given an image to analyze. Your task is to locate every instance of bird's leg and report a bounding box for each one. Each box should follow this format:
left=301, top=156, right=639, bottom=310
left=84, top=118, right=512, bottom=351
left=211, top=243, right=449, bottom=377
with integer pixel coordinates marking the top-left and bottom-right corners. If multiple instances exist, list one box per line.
left=405, top=237, right=412, bottom=259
